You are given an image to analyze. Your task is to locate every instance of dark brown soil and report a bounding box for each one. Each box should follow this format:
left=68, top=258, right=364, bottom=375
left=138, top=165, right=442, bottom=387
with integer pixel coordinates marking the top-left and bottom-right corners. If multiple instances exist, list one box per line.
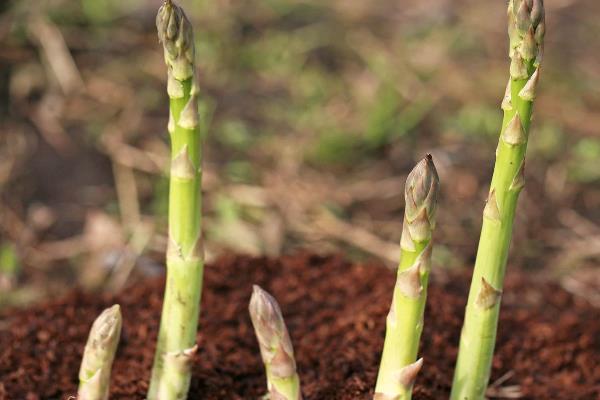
left=1, top=253, right=599, bottom=399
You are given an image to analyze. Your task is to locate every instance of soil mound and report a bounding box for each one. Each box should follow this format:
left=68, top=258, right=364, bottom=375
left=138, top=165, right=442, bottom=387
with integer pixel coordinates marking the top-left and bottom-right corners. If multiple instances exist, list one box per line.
left=1, top=254, right=598, bottom=399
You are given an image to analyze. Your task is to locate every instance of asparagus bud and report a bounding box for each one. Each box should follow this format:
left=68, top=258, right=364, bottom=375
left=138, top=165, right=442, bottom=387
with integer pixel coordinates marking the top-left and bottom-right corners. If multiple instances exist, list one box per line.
left=402, top=154, right=439, bottom=248
left=249, top=285, right=302, bottom=400
left=156, top=0, right=195, bottom=81
left=375, top=156, right=440, bottom=400
left=508, top=0, right=545, bottom=69
left=78, top=305, right=122, bottom=400
left=451, top=1, right=545, bottom=399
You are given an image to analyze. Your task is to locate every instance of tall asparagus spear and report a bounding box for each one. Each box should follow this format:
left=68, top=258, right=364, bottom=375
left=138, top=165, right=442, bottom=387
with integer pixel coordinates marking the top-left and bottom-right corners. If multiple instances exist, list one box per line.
left=374, top=155, right=440, bottom=400
left=451, top=1, right=545, bottom=399
left=148, top=1, right=204, bottom=399
left=78, top=305, right=122, bottom=400
left=249, top=285, right=302, bottom=400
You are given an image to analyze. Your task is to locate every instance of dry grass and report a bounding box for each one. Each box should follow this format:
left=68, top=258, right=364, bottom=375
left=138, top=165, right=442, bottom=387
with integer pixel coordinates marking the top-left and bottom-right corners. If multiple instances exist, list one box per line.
left=0, top=0, right=598, bottom=308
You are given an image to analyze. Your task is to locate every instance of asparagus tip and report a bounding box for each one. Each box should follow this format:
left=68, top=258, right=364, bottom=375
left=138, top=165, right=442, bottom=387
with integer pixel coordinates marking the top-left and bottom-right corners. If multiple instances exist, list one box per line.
left=78, top=304, right=122, bottom=399
left=92, top=304, right=122, bottom=345
left=249, top=285, right=284, bottom=336
left=249, top=285, right=297, bottom=378
left=508, top=0, right=545, bottom=66
left=406, top=155, right=439, bottom=209
left=402, top=155, right=440, bottom=244
left=156, top=0, right=195, bottom=80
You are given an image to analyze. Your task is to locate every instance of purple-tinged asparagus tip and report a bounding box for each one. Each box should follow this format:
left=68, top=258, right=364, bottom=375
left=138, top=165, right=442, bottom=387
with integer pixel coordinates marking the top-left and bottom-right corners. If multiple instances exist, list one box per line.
left=249, top=285, right=297, bottom=379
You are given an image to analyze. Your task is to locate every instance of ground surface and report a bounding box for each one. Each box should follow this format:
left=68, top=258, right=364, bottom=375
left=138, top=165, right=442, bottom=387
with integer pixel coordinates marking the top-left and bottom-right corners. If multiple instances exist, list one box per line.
left=1, top=254, right=598, bottom=399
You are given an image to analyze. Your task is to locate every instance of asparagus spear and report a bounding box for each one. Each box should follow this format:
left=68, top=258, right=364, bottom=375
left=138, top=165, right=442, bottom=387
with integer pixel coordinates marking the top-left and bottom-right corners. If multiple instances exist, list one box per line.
left=374, top=155, right=440, bottom=400
left=249, top=285, right=302, bottom=400
left=78, top=305, right=122, bottom=400
left=451, top=1, right=545, bottom=399
left=148, top=1, right=204, bottom=399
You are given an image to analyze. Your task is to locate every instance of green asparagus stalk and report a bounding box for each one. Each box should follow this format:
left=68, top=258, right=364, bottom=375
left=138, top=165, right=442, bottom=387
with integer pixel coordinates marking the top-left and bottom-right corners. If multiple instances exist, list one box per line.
left=451, top=1, right=545, bottom=399
left=249, top=285, right=302, bottom=400
left=78, top=304, right=122, bottom=400
left=374, top=155, right=440, bottom=400
left=148, top=1, right=204, bottom=399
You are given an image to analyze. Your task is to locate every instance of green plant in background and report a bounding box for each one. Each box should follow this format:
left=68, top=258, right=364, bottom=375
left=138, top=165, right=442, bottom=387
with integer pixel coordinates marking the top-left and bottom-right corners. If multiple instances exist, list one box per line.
left=148, top=1, right=205, bottom=399
left=374, top=155, right=440, bottom=400
left=570, top=138, right=600, bottom=182
left=78, top=305, right=122, bottom=400
left=451, top=1, right=545, bottom=399
left=249, top=285, right=302, bottom=400
left=0, top=242, right=19, bottom=290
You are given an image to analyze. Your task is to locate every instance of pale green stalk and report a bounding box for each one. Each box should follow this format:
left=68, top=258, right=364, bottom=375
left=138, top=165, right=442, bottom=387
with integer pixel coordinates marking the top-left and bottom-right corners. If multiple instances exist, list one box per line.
left=78, top=305, right=122, bottom=400
left=249, top=285, right=302, bottom=400
left=451, top=1, right=545, bottom=399
left=148, top=1, right=204, bottom=399
left=374, top=155, right=440, bottom=400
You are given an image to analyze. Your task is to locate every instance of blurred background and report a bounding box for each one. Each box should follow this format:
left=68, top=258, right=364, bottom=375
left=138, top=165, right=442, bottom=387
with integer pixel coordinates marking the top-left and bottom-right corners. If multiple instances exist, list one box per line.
left=0, top=0, right=598, bottom=309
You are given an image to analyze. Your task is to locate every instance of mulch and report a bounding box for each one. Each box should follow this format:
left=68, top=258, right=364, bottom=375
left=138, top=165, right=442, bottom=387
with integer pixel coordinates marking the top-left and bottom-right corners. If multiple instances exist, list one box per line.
left=1, top=253, right=598, bottom=399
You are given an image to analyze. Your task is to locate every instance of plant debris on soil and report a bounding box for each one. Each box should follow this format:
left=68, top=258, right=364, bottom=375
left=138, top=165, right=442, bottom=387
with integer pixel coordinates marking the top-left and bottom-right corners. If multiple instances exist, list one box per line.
left=1, top=253, right=599, bottom=399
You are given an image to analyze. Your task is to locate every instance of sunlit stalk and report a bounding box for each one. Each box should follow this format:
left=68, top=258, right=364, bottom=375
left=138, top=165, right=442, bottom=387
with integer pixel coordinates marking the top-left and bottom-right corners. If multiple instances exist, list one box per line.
left=375, top=155, right=440, bottom=400
left=148, top=1, right=204, bottom=399
left=451, top=1, right=545, bottom=398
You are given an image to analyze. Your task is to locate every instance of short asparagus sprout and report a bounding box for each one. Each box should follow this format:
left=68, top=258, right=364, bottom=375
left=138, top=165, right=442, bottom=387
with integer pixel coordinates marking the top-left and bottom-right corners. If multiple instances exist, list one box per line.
left=78, top=304, right=122, bottom=400
left=249, top=285, right=302, bottom=400
left=148, top=1, right=204, bottom=399
left=451, top=1, right=545, bottom=399
left=374, top=155, right=440, bottom=400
